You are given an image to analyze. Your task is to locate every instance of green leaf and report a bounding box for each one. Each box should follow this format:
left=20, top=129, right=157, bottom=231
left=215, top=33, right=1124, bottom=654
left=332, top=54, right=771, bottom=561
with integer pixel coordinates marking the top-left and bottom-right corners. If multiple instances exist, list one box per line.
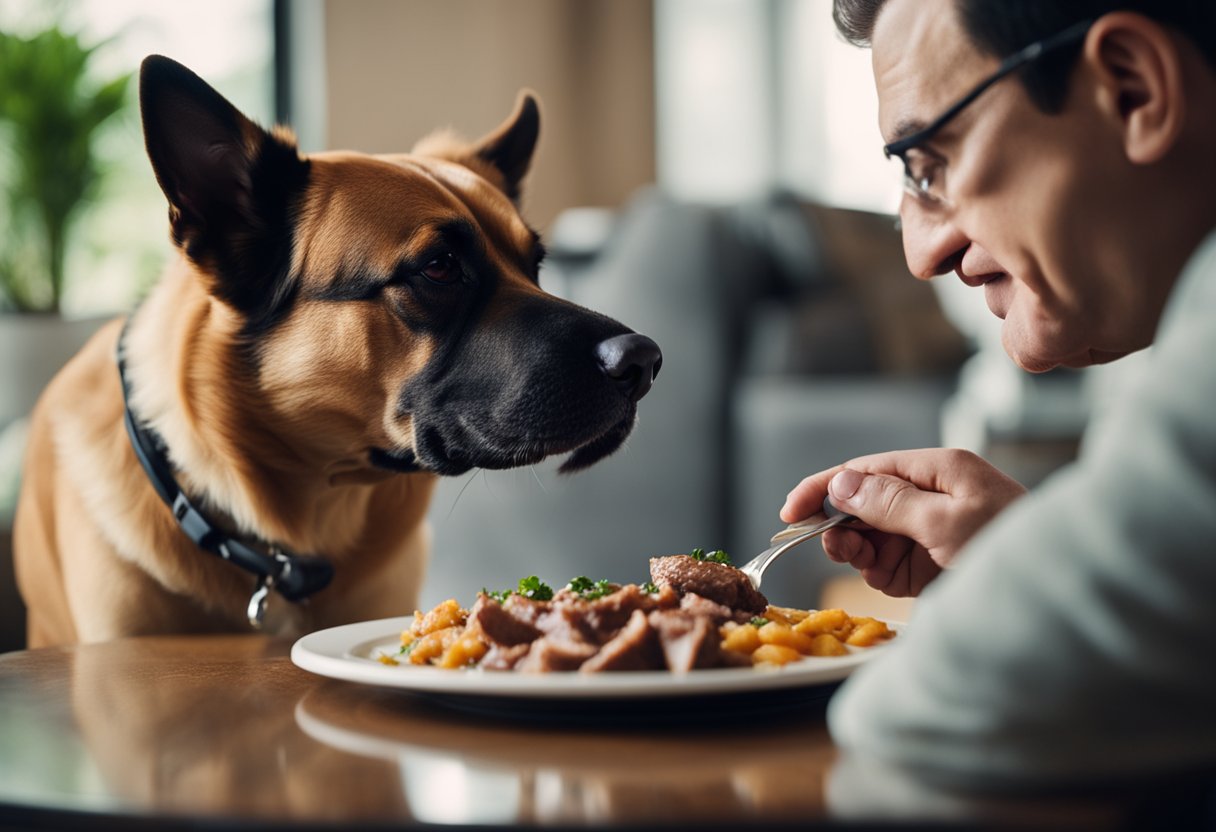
left=567, top=576, right=594, bottom=593
left=0, top=24, right=132, bottom=312
left=688, top=548, right=732, bottom=565
left=567, top=576, right=613, bottom=600
left=517, top=575, right=554, bottom=601
left=482, top=587, right=511, bottom=604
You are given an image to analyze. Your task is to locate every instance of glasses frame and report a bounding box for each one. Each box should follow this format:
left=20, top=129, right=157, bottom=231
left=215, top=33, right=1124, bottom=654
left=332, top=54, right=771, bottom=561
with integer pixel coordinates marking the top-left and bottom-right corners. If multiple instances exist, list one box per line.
left=883, top=17, right=1095, bottom=208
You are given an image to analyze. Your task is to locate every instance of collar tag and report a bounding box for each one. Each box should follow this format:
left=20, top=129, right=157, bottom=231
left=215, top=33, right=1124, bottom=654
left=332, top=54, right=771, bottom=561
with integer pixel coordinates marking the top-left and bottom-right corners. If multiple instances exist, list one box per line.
left=247, top=574, right=274, bottom=629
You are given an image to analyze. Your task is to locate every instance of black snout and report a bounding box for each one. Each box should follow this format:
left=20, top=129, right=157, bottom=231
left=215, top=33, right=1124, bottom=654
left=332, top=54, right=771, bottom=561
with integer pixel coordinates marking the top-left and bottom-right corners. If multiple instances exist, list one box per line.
left=595, top=334, right=662, bottom=403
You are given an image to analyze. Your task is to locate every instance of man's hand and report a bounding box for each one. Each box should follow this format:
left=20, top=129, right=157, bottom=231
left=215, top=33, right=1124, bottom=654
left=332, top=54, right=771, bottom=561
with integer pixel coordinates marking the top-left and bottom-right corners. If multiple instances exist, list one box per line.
left=781, top=449, right=1026, bottom=597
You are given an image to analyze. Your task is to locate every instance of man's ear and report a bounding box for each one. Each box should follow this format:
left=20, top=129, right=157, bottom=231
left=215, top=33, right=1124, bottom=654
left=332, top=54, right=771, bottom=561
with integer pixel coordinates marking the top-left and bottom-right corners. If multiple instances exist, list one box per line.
left=140, top=54, right=308, bottom=313
left=413, top=91, right=540, bottom=202
left=1084, top=12, right=1186, bottom=165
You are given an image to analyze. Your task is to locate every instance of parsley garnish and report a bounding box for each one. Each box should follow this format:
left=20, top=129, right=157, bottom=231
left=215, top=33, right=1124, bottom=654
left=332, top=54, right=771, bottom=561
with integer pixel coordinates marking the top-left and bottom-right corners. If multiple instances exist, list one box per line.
left=516, top=575, right=554, bottom=601
left=749, top=616, right=770, bottom=627
left=641, top=581, right=660, bottom=594
left=567, top=576, right=613, bottom=600
left=483, top=576, right=555, bottom=603
left=689, top=548, right=732, bottom=565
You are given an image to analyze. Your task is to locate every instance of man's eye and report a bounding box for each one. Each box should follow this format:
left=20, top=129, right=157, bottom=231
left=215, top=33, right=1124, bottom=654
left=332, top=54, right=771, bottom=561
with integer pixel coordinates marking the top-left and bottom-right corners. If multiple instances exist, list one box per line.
left=420, top=253, right=459, bottom=284
left=908, top=152, right=944, bottom=193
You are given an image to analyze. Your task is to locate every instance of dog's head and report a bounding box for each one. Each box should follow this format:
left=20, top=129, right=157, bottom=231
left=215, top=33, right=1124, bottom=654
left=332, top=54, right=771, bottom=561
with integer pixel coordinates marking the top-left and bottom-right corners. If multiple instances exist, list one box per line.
left=139, top=56, right=660, bottom=481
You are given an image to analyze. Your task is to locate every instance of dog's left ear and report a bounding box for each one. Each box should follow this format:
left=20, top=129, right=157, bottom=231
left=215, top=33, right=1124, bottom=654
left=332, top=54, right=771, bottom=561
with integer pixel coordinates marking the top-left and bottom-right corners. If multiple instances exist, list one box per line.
left=415, top=91, right=540, bottom=202
left=471, top=91, right=540, bottom=201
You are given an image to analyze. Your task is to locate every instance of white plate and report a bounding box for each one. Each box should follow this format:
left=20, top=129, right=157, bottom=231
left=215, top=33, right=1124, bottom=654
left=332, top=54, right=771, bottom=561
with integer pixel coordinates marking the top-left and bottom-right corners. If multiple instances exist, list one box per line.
left=291, top=615, right=899, bottom=700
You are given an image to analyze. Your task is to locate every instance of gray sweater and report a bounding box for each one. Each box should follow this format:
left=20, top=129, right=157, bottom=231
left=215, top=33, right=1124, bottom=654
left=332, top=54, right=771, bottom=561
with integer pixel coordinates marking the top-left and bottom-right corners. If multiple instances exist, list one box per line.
left=828, top=229, right=1216, bottom=785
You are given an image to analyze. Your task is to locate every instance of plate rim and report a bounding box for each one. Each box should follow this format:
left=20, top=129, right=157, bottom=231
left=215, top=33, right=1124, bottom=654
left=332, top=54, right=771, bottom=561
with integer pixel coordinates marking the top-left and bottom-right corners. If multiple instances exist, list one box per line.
left=291, top=615, right=900, bottom=700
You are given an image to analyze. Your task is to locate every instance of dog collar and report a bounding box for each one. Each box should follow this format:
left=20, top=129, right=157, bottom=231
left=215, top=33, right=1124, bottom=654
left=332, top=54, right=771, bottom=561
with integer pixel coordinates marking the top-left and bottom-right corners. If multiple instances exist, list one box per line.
left=116, top=321, right=334, bottom=629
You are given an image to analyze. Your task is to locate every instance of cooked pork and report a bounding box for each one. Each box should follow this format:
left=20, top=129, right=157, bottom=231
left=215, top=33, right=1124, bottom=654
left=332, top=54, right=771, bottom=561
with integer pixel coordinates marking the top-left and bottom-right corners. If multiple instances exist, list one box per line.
left=649, top=554, right=769, bottom=614
left=449, top=555, right=770, bottom=672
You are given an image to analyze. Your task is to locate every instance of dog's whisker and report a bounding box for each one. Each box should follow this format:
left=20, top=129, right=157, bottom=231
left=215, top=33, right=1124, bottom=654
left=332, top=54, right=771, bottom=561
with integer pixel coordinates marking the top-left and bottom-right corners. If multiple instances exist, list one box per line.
left=445, top=470, right=480, bottom=519
left=529, top=465, right=547, bottom=493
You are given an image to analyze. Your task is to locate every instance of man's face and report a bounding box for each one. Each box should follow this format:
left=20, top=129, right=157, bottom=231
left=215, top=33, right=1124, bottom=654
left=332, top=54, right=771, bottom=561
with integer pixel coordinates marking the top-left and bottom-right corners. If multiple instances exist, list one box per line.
left=871, top=0, right=1149, bottom=372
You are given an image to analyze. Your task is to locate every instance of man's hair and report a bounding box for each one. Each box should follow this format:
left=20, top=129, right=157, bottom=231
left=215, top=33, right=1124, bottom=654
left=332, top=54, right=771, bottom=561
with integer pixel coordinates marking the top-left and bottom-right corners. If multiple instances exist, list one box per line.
left=832, top=0, right=1216, bottom=112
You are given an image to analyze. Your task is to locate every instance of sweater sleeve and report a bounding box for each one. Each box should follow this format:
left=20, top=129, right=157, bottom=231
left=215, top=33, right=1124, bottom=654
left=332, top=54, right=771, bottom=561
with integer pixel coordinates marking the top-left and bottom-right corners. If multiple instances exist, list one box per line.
left=826, top=230, right=1216, bottom=785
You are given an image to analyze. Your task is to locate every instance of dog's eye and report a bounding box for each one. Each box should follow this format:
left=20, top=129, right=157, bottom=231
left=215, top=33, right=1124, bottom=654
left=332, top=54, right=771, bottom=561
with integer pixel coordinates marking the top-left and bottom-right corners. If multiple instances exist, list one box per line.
left=420, top=253, right=459, bottom=284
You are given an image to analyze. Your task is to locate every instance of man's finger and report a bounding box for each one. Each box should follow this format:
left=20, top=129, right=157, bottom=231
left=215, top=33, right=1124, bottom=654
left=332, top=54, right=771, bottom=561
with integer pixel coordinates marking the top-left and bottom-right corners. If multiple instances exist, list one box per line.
left=827, top=468, right=946, bottom=541
left=780, top=466, right=844, bottom=524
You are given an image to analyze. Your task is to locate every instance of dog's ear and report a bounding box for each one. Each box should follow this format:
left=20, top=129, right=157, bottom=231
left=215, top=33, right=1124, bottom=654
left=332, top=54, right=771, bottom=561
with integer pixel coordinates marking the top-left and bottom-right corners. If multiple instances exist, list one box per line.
left=472, top=91, right=540, bottom=201
left=414, top=91, right=540, bottom=202
left=139, top=55, right=308, bottom=314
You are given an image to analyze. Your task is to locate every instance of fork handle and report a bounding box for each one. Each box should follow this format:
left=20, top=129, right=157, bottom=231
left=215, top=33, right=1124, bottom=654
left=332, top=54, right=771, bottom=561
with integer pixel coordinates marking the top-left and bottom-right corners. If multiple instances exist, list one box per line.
left=768, top=498, right=857, bottom=545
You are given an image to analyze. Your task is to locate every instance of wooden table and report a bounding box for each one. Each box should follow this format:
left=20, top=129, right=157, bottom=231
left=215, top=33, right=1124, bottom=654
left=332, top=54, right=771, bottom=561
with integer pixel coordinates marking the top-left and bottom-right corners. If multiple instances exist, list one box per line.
left=0, top=636, right=1208, bottom=830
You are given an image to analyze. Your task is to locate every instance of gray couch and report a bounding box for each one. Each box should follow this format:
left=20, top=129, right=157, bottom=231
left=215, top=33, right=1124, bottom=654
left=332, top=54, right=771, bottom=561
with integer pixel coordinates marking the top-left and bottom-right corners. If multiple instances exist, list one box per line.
left=420, top=188, right=968, bottom=610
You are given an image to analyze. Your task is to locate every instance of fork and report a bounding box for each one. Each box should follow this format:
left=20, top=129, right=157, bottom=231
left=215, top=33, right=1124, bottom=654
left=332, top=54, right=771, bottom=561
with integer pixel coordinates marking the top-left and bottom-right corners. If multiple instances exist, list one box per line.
left=739, top=498, right=857, bottom=590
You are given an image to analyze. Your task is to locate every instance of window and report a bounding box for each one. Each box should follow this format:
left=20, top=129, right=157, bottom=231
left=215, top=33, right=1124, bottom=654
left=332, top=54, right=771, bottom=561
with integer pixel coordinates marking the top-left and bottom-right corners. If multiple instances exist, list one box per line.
left=0, top=0, right=275, bottom=315
left=654, top=0, right=899, bottom=213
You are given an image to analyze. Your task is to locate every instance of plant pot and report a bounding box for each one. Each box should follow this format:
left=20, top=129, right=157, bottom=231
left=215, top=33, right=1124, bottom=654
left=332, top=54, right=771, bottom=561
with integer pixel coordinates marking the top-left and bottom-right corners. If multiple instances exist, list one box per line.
left=0, top=313, right=111, bottom=429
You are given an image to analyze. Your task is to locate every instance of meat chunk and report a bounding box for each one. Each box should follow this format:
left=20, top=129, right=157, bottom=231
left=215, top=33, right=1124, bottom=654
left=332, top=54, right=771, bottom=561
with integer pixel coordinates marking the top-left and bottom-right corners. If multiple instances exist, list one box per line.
left=478, top=642, right=532, bottom=671
left=649, top=609, right=721, bottom=672
left=515, top=635, right=599, bottom=673
left=649, top=555, right=769, bottom=614
left=678, top=591, right=750, bottom=625
left=580, top=609, right=664, bottom=672
left=468, top=594, right=542, bottom=646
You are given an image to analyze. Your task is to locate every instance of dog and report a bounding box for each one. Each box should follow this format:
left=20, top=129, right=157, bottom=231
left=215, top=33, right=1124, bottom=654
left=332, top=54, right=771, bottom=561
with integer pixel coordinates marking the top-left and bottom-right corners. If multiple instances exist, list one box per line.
left=13, top=55, right=661, bottom=647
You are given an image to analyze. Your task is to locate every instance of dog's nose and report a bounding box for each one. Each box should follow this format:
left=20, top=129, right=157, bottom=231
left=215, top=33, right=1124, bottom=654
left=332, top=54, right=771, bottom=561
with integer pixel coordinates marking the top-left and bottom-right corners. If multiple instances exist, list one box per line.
left=595, top=334, right=662, bottom=403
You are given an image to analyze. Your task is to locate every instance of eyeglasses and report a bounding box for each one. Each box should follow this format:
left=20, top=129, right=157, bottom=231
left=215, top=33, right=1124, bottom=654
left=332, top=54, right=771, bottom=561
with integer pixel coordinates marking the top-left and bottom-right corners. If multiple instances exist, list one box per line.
left=884, top=17, right=1094, bottom=211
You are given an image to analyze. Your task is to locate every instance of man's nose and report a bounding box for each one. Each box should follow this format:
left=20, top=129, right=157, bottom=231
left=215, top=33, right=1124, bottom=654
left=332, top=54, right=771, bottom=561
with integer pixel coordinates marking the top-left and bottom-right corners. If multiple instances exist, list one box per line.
left=899, top=203, right=971, bottom=280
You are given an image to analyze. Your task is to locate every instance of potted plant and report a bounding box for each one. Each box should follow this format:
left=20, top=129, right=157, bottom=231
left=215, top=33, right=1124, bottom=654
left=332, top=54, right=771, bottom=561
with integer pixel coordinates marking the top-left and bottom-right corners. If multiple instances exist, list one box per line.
left=0, top=25, right=131, bottom=429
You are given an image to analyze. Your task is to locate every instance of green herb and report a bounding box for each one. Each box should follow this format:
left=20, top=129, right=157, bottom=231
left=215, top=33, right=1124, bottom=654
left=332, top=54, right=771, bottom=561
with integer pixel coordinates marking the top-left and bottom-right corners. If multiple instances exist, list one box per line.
left=482, top=587, right=512, bottom=603
left=689, top=548, right=732, bottom=565
left=484, top=576, right=555, bottom=603
left=641, top=581, right=660, bottom=594
left=567, top=576, right=594, bottom=593
left=516, top=575, right=554, bottom=601
left=398, top=639, right=419, bottom=655
left=567, top=576, right=613, bottom=600
left=749, top=616, right=770, bottom=628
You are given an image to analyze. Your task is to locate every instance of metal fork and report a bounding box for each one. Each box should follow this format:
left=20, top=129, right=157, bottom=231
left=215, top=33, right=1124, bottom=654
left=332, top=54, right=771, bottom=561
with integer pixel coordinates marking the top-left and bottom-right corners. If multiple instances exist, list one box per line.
left=739, top=498, right=856, bottom=590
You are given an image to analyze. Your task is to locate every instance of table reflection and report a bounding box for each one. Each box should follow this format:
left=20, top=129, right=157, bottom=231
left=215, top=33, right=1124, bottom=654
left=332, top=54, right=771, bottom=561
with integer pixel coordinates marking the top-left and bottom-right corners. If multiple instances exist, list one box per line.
left=34, top=634, right=841, bottom=826
left=60, top=637, right=407, bottom=822
left=294, top=681, right=837, bottom=825
left=5, top=635, right=1196, bottom=829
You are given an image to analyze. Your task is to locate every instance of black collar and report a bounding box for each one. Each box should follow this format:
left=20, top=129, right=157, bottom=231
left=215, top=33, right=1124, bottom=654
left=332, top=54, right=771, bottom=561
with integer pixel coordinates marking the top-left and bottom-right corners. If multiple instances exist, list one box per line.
left=116, top=322, right=334, bottom=628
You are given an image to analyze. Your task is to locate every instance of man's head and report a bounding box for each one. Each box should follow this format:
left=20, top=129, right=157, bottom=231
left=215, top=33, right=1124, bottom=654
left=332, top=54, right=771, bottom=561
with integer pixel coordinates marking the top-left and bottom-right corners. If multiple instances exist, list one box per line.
left=834, top=0, right=1216, bottom=371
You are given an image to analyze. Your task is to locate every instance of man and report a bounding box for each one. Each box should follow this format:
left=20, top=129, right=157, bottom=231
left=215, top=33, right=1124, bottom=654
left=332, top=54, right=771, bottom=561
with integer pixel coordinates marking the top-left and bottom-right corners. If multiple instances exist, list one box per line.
left=782, top=0, right=1216, bottom=784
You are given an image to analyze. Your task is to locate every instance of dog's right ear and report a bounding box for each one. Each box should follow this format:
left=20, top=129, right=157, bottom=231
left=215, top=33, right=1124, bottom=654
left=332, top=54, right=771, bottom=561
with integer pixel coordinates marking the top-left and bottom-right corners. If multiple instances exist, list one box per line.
left=140, top=55, right=308, bottom=314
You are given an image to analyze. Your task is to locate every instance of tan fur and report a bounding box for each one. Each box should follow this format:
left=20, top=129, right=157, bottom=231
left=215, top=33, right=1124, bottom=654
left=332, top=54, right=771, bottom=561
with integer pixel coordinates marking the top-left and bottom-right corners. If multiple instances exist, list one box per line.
left=15, top=266, right=435, bottom=644
left=12, top=105, right=554, bottom=647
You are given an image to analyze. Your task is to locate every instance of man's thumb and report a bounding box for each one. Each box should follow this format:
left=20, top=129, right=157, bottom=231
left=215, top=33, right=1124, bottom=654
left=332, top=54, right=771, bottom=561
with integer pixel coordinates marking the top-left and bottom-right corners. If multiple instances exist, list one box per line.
left=828, top=468, right=934, bottom=536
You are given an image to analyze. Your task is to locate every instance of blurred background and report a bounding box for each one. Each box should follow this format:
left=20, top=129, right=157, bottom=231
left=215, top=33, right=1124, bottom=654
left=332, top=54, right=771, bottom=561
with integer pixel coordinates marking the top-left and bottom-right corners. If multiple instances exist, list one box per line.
left=0, top=0, right=1126, bottom=650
